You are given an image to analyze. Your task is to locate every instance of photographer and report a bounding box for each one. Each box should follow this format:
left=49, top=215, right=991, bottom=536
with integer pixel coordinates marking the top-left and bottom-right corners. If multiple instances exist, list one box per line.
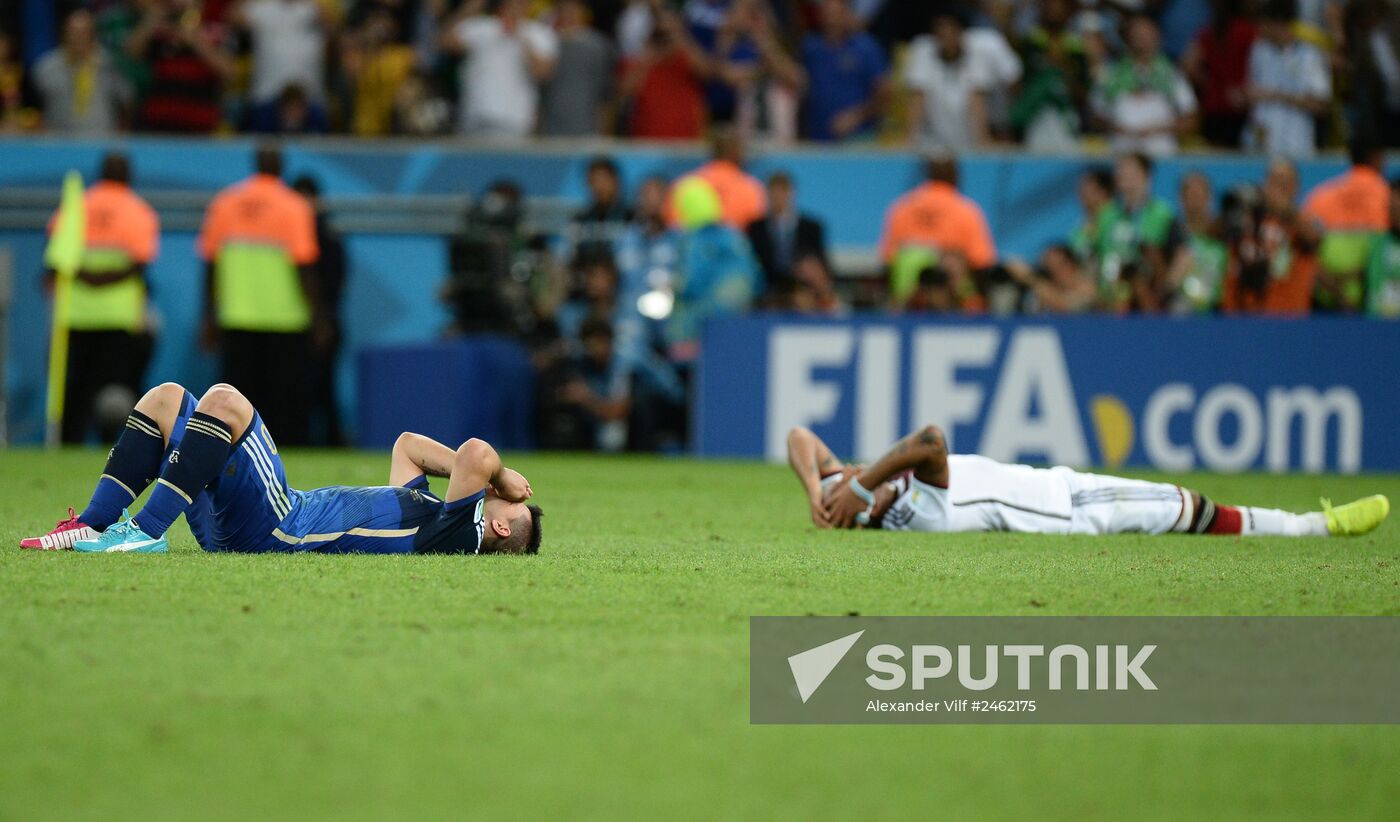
left=1220, top=157, right=1320, bottom=314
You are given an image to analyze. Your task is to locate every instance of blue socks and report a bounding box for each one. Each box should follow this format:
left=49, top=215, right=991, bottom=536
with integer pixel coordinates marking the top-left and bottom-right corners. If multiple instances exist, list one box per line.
left=80, top=410, right=166, bottom=530
left=133, top=412, right=234, bottom=538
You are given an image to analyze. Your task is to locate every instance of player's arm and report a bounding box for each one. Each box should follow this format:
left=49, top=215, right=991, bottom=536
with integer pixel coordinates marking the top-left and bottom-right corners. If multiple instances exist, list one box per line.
left=825, top=425, right=948, bottom=529
left=445, top=438, right=532, bottom=504
left=390, top=432, right=456, bottom=486
left=787, top=426, right=840, bottom=528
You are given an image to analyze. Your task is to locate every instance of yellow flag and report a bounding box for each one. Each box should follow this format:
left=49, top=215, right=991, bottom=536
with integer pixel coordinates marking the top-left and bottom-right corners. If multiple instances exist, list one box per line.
left=45, top=170, right=86, bottom=447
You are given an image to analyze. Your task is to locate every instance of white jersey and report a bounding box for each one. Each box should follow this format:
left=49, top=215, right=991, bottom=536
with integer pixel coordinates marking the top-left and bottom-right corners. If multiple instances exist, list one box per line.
left=853, top=455, right=1189, bottom=536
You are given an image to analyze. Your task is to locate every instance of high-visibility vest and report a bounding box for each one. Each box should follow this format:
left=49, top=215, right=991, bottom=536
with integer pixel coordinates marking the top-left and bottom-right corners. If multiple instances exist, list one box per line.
left=69, top=246, right=146, bottom=332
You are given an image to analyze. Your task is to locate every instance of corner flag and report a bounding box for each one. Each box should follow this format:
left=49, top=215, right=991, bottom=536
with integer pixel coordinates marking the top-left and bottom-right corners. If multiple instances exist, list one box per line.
left=44, top=170, right=86, bottom=447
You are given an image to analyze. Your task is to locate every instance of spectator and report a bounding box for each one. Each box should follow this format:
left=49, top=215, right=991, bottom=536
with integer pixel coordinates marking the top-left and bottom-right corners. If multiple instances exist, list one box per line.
left=1094, top=152, right=1189, bottom=311
left=231, top=0, right=331, bottom=110
left=128, top=0, right=234, bottom=133
left=667, top=128, right=768, bottom=230
left=879, top=156, right=997, bottom=308
left=572, top=156, right=634, bottom=259
left=1221, top=158, right=1319, bottom=314
left=694, top=0, right=755, bottom=126
left=440, top=0, right=558, bottom=138
left=620, top=5, right=709, bottom=140
left=1244, top=0, right=1330, bottom=158
left=904, top=255, right=982, bottom=313
left=1012, top=0, right=1092, bottom=151
left=800, top=0, right=889, bottom=142
left=1365, top=178, right=1400, bottom=317
left=291, top=175, right=347, bottom=446
left=905, top=8, right=990, bottom=152
left=615, top=174, right=680, bottom=309
left=1342, top=0, right=1400, bottom=148
left=1069, top=166, right=1115, bottom=264
left=0, top=30, right=21, bottom=130
left=787, top=252, right=847, bottom=316
left=1007, top=245, right=1096, bottom=314
left=247, top=83, right=329, bottom=133
left=559, top=318, right=632, bottom=452
left=746, top=171, right=828, bottom=290
left=709, top=0, right=805, bottom=140
left=1180, top=0, right=1256, bottom=148
left=199, top=146, right=321, bottom=445
left=1302, top=138, right=1391, bottom=311
left=1175, top=170, right=1228, bottom=312
left=33, top=10, right=131, bottom=134
left=540, top=0, right=614, bottom=137
left=964, top=15, right=1023, bottom=142
left=557, top=253, right=622, bottom=345
left=341, top=4, right=417, bottom=137
left=1091, top=14, right=1198, bottom=155
left=392, top=67, right=452, bottom=135
left=45, top=152, right=159, bottom=443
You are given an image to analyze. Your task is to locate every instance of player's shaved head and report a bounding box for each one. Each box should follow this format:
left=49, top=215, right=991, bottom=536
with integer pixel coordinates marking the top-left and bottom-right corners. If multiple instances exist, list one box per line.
left=485, top=504, right=543, bottom=555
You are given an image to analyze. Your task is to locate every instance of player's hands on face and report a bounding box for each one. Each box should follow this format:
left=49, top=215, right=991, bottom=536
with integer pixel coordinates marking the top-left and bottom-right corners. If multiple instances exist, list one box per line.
left=824, top=479, right=871, bottom=530
left=493, top=468, right=533, bottom=503
left=808, top=493, right=832, bottom=529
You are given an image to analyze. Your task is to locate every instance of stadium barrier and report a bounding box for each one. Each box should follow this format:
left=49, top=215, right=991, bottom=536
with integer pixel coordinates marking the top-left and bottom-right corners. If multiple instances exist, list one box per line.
left=696, top=315, right=1400, bottom=473
left=0, top=136, right=1392, bottom=444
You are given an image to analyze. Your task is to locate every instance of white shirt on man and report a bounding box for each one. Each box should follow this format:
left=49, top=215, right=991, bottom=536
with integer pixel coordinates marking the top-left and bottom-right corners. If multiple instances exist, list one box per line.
left=244, top=0, right=326, bottom=103
left=454, top=16, right=559, bottom=137
left=903, top=35, right=994, bottom=152
left=1246, top=39, right=1330, bottom=158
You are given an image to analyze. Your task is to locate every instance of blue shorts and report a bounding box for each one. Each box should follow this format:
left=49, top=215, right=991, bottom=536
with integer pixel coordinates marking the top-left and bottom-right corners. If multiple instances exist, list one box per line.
left=170, top=391, right=295, bottom=553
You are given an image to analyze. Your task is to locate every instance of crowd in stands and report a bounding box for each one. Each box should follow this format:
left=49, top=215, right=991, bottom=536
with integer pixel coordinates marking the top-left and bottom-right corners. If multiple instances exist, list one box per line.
left=16, top=2, right=1400, bottom=451
left=3, top=0, right=1398, bottom=153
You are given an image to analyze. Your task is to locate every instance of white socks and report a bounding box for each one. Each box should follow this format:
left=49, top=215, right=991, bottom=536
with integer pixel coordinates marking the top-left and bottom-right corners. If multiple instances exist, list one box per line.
left=1239, top=507, right=1330, bottom=537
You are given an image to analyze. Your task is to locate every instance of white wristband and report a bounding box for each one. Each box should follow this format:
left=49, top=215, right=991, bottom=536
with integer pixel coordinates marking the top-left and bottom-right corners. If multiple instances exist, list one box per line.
left=849, top=479, right=876, bottom=506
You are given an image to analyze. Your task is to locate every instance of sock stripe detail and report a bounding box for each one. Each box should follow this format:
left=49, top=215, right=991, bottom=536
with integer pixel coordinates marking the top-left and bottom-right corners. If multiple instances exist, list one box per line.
left=185, top=419, right=233, bottom=444
left=99, top=473, right=138, bottom=500
left=126, top=417, right=162, bottom=438
left=156, top=477, right=193, bottom=506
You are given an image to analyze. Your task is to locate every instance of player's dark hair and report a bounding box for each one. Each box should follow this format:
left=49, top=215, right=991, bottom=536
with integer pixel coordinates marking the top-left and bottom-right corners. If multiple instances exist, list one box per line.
left=99, top=152, right=130, bottom=185
left=292, top=174, right=321, bottom=198
left=255, top=145, right=284, bottom=177
left=487, top=504, right=543, bottom=555
left=768, top=170, right=794, bottom=190
left=524, top=504, right=543, bottom=554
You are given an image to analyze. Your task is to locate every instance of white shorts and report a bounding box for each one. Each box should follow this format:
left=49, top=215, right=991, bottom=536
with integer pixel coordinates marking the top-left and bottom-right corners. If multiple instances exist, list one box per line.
left=1053, top=467, right=1190, bottom=536
left=878, top=468, right=1190, bottom=536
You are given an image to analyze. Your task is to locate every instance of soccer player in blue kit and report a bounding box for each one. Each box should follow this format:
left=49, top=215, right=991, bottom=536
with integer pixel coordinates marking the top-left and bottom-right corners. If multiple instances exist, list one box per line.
left=20, top=382, right=542, bottom=555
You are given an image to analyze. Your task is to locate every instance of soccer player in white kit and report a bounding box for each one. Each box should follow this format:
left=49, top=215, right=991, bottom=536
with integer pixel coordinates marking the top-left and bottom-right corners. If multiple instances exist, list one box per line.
left=788, top=426, right=1389, bottom=538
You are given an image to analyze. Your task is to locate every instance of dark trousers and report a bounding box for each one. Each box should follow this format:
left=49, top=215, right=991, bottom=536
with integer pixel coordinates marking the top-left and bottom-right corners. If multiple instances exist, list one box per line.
left=221, top=330, right=311, bottom=446
left=62, top=330, right=152, bottom=444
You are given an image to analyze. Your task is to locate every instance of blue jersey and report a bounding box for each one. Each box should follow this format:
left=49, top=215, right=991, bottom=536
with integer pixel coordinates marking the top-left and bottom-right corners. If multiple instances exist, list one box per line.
left=170, top=391, right=486, bottom=554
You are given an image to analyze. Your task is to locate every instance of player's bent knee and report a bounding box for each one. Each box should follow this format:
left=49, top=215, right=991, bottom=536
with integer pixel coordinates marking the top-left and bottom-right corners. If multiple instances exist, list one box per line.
left=196, top=386, right=253, bottom=426
left=136, top=382, right=186, bottom=413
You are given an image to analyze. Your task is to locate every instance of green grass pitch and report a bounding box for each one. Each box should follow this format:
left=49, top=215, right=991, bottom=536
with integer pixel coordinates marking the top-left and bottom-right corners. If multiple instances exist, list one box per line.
left=2, top=448, right=1398, bottom=820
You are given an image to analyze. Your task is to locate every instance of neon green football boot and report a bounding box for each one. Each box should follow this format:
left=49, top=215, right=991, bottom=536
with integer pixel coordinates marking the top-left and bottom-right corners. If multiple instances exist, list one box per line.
left=1321, top=495, right=1390, bottom=537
